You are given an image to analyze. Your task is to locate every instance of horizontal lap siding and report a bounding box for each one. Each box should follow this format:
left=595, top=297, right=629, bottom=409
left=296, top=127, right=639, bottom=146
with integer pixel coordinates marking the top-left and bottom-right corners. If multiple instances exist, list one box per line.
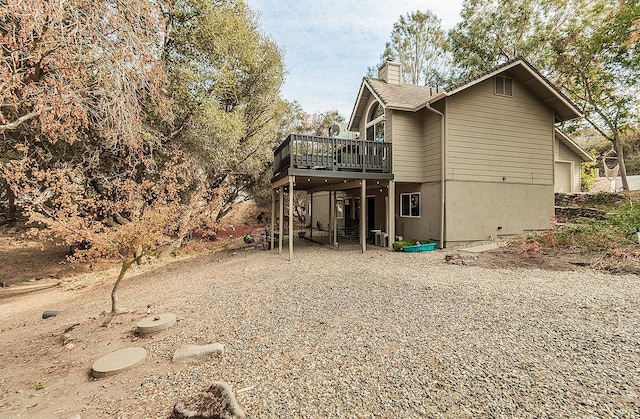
left=423, top=110, right=441, bottom=182
left=446, top=78, right=553, bottom=184
left=556, top=139, right=582, bottom=191
left=392, top=111, right=424, bottom=182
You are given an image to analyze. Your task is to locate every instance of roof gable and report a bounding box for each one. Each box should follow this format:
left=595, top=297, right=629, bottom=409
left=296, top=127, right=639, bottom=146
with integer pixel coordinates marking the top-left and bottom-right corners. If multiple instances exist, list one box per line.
left=348, top=58, right=582, bottom=130
left=444, top=58, right=582, bottom=122
left=348, top=78, right=436, bottom=131
left=555, top=128, right=595, bottom=162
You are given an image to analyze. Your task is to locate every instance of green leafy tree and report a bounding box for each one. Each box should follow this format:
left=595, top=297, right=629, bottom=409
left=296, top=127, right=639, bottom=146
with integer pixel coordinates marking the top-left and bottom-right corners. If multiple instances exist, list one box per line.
left=163, top=0, right=286, bottom=220
left=552, top=0, right=640, bottom=191
left=381, top=10, right=454, bottom=86
left=448, top=0, right=587, bottom=77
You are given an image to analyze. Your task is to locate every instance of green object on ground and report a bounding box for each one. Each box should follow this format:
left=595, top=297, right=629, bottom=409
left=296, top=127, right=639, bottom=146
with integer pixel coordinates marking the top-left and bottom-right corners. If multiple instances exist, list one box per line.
left=392, top=239, right=434, bottom=251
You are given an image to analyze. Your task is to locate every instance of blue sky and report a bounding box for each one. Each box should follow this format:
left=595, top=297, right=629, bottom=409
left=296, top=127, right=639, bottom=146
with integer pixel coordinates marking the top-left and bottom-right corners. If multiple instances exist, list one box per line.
left=246, top=0, right=464, bottom=119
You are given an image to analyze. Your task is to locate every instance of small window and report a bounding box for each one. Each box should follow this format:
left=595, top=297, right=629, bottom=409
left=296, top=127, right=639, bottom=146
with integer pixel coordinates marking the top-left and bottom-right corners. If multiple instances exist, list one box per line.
left=400, top=193, right=420, bottom=218
left=495, top=76, right=513, bottom=96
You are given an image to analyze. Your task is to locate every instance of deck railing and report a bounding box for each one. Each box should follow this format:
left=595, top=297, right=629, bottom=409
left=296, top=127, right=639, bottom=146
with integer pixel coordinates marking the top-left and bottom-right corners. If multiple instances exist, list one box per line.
left=273, top=134, right=391, bottom=176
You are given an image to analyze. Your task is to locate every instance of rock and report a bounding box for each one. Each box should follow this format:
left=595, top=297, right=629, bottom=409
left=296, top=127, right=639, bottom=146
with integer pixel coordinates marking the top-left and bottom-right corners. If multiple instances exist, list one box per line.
left=42, top=310, right=58, bottom=319
left=91, top=347, right=147, bottom=378
left=172, top=381, right=245, bottom=419
left=444, top=254, right=468, bottom=266
left=136, top=313, right=177, bottom=335
left=172, top=343, right=225, bottom=363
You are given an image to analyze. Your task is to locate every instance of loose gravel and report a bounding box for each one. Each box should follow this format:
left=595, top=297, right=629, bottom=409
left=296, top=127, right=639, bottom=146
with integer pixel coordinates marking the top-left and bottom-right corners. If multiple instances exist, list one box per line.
left=2, top=243, right=638, bottom=418
left=123, top=245, right=639, bottom=418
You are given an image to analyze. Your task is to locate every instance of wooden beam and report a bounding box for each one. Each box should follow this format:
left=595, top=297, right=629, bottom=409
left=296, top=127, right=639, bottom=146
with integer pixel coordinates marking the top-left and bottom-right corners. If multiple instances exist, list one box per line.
left=270, top=188, right=275, bottom=250
left=332, top=192, right=337, bottom=246
left=388, top=180, right=395, bottom=250
left=272, top=175, right=294, bottom=190
left=288, top=176, right=294, bottom=261
left=307, top=179, right=364, bottom=194
left=278, top=187, right=283, bottom=254
left=360, top=179, right=366, bottom=253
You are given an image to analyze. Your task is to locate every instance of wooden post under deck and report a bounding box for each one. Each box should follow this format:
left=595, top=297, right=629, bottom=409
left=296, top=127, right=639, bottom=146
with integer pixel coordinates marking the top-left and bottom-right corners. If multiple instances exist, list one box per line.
left=388, top=180, right=395, bottom=250
left=288, top=176, right=294, bottom=261
left=278, top=187, right=283, bottom=254
left=360, top=179, right=366, bottom=253
left=270, top=188, right=275, bottom=250
left=328, top=191, right=333, bottom=246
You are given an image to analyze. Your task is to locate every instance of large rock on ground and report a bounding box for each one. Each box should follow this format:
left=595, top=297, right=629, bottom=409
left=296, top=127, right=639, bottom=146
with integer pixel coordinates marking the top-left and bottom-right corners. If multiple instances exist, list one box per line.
left=172, top=381, right=246, bottom=419
left=172, top=343, right=224, bottom=363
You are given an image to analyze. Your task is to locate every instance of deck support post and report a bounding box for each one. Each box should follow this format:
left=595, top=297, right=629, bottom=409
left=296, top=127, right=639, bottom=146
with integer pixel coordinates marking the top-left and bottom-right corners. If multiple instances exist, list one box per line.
left=278, top=186, right=283, bottom=255
left=330, top=191, right=337, bottom=247
left=388, top=180, right=395, bottom=250
left=288, top=176, right=294, bottom=261
left=360, top=179, right=366, bottom=253
left=328, top=191, right=333, bottom=245
left=270, top=188, right=275, bottom=250
left=309, top=193, right=313, bottom=240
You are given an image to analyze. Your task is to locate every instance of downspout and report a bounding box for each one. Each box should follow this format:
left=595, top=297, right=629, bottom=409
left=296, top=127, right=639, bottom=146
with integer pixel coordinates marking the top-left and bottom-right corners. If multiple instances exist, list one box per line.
left=425, top=101, right=445, bottom=249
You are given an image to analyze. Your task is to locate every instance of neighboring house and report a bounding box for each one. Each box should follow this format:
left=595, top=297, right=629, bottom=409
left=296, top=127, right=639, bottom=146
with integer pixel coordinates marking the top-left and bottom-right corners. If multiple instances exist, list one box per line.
left=270, top=58, right=592, bottom=256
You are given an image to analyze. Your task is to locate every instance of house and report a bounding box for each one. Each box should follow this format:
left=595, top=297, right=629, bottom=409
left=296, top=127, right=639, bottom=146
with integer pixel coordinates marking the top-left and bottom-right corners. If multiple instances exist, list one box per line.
left=270, top=58, right=592, bottom=258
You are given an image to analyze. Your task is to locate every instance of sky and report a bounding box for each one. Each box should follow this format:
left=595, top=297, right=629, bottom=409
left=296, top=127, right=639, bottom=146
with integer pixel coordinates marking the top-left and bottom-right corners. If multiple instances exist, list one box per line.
left=246, top=0, right=464, bottom=120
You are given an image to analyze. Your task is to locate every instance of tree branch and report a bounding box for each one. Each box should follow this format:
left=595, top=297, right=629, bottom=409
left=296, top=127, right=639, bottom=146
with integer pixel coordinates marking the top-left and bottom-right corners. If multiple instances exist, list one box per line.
left=0, top=109, right=48, bottom=132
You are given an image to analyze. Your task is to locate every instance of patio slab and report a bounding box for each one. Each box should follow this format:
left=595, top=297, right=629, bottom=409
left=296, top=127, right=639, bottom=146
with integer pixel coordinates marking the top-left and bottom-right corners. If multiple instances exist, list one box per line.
left=91, top=347, right=147, bottom=378
left=459, top=243, right=500, bottom=253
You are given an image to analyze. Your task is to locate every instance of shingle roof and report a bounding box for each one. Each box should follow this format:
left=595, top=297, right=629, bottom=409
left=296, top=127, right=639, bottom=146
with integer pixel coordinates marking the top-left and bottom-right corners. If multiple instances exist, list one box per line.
left=364, top=77, right=437, bottom=110
left=349, top=57, right=581, bottom=130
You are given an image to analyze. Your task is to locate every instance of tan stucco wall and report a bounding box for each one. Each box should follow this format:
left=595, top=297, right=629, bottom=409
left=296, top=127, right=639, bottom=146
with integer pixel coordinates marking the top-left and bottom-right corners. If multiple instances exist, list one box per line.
left=445, top=181, right=554, bottom=242
left=310, top=192, right=329, bottom=230
left=395, top=182, right=442, bottom=242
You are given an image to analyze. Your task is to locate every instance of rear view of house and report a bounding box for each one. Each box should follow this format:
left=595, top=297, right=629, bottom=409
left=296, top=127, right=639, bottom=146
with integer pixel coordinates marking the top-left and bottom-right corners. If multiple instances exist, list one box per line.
left=271, top=58, right=592, bottom=257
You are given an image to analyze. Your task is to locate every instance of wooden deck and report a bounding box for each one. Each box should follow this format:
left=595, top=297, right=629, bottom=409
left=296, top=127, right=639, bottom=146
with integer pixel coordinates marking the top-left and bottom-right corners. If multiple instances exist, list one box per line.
left=273, top=134, right=392, bottom=177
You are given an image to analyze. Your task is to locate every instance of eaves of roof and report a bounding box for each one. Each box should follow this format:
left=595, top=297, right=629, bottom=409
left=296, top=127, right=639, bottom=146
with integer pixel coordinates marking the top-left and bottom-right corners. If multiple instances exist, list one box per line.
left=555, top=127, right=595, bottom=162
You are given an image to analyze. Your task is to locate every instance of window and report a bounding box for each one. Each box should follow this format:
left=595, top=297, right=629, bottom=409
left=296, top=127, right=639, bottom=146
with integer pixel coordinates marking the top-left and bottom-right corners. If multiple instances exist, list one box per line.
left=365, top=101, right=385, bottom=142
left=400, top=193, right=420, bottom=218
left=495, top=76, right=513, bottom=96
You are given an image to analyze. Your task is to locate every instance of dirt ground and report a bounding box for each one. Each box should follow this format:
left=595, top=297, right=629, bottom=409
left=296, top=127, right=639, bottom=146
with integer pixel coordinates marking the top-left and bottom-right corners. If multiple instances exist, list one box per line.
left=0, top=219, right=637, bottom=418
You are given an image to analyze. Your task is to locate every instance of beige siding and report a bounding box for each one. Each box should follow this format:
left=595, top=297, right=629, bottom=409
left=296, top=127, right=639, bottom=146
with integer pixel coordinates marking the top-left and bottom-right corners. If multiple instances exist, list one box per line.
left=379, top=62, right=402, bottom=85
left=392, top=111, right=424, bottom=182
left=395, top=182, right=441, bottom=242
left=555, top=139, right=582, bottom=192
left=423, top=109, right=442, bottom=182
left=445, top=181, right=554, bottom=242
left=446, top=78, right=554, bottom=184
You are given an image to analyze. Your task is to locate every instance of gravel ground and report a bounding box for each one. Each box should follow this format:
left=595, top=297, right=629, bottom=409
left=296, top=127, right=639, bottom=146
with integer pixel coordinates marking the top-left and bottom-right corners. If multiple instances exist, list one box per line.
left=2, top=242, right=639, bottom=418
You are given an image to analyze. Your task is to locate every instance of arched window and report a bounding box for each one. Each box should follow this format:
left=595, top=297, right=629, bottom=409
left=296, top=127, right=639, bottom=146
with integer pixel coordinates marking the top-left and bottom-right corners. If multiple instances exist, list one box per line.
left=365, top=101, right=385, bottom=142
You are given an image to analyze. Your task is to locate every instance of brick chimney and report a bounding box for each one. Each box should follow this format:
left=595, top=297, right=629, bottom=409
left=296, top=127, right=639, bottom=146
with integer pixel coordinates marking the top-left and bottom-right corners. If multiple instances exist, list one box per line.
left=378, top=61, right=402, bottom=85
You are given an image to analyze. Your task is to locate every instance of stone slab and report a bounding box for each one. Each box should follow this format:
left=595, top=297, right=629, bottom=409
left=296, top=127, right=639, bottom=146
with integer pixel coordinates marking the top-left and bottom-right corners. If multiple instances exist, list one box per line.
left=136, top=313, right=176, bottom=335
left=91, top=347, right=147, bottom=378
left=172, top=343, right=225, bottom=363
left=459, top=243, right=500, bottom=253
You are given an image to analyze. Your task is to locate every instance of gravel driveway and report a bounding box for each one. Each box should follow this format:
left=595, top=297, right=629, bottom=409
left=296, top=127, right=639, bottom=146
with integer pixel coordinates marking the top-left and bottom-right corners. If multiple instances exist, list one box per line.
left=2, top=242, right=637, bottom=418
left=126, top=244, right=639, bottom=418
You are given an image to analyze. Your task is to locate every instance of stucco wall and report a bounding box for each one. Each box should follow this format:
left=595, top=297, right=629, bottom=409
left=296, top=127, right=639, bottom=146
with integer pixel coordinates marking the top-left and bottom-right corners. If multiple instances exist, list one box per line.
left=395, top=182, right=442, bottom=242
left=445, top=181, right=554, bottom=242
